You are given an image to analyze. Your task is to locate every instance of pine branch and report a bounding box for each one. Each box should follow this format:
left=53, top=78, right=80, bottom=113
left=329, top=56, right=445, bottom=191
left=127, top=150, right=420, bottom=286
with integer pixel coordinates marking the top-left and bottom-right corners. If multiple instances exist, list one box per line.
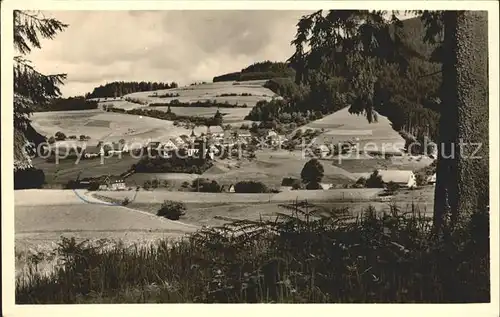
left=14, top=10, right=69, bottom=55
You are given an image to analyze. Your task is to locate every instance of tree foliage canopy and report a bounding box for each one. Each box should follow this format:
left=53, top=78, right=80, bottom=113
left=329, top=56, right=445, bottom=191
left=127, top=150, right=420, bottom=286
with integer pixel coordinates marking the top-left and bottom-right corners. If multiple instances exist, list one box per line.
left=14, top=10, right=68, bottom=130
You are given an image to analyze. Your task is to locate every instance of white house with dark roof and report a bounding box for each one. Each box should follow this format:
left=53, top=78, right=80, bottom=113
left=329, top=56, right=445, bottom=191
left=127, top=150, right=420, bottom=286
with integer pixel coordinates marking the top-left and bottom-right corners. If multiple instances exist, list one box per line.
left=377, top=170, right=417, bottom=189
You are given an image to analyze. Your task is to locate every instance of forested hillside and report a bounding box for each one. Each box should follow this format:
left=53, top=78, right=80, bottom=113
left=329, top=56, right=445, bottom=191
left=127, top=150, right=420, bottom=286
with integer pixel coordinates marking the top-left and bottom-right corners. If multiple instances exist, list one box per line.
left=213, top=60, right=295, bottom=82
left=245, top=17, right=442, bottom=144
left=87, top=81, right=179, bottom=99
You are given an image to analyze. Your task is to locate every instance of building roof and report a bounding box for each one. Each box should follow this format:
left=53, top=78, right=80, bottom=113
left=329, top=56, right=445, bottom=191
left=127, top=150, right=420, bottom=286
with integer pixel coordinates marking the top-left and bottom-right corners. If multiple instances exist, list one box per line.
left=377, top=170, right=414, bottom=184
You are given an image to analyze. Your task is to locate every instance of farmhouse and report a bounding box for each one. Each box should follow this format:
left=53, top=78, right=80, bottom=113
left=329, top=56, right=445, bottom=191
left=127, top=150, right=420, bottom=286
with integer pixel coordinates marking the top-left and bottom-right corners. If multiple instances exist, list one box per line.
left=314, top=144, right=330, bottom=158
left=377, top=170, right=417, bottom=189
left=98, top=176, right=127, bottom=191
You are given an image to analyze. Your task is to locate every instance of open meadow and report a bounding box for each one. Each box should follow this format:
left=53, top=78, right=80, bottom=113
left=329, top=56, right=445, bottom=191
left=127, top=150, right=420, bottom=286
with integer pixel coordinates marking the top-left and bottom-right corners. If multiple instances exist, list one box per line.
left=31, top=110, right=195, bottom=143
left=14, top=189, right=198, bottom=279
left=295, top=107, right=406, bottom=154
left=122, top=80, right=278, bottom=107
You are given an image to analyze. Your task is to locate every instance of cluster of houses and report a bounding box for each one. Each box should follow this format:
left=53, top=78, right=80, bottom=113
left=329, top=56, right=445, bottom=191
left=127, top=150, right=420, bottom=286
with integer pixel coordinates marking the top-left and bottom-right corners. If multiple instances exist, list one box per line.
left=79, top=128, right=287, bottom=160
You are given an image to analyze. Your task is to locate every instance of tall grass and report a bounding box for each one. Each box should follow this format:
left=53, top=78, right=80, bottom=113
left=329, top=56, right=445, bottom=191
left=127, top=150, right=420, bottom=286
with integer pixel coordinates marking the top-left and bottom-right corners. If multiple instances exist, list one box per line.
left=16, top=202, right=489, bottom=303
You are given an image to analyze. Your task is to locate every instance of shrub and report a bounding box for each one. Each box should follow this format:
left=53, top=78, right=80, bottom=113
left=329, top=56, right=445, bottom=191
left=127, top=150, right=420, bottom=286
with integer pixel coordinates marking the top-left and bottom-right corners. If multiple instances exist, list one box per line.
left=300, top=159, right=324, bottom=184
left=48, top=136, right=56, bottom=144
left=291, top=183, right=302, bottom=190
left=415, top=172, right=428, bottom=186
left=355, top=177, right=367, bottom=188
left=191, top=178, right=221, bottom=193
left=240, top=123, right=250, bottom=130
left=234, top=181, right=268, bottom=193
left=386, top=181, right=400, bottom=194
left=157, top=200, right=186, bottom=220
left=143, top=180, right=152, bottom=190
left=55, top=131, right=66, bottom=141
left=88, top=181, right=99, bottom=191
left=121, top=197, right=131, bottom=206
left=151, top=179, right=160, bottom=189
left=68, top=135, right=77, bottom=140
left=366, top=170, right=384, bottom=188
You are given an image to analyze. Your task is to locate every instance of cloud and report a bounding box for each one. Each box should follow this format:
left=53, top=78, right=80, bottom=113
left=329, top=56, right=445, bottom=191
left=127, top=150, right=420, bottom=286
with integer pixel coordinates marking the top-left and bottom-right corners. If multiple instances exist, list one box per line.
left=26, top=10, right=312, bottom=97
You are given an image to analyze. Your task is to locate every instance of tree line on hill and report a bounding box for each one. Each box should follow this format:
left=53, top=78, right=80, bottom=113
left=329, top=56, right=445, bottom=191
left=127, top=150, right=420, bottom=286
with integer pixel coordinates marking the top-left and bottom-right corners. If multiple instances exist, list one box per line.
left=86, top=81, right=179, bottom=99
left=33, top=96, right=99, bottom=112
left=149, top=100, right=248, bottom=108
left=213, top=60, right=296, bottom=82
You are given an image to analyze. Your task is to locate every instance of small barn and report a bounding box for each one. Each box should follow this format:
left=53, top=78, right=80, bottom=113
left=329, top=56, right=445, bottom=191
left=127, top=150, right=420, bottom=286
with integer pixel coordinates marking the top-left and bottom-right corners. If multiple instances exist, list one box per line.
left=377, top=170, right=417, bottom=189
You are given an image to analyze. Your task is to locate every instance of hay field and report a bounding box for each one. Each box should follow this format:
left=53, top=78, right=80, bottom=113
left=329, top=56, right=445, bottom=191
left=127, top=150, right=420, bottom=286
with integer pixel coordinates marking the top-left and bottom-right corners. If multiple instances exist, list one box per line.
left=294, top=107, right=406, bottom=154
left=123, top=80, right=278, bottom=107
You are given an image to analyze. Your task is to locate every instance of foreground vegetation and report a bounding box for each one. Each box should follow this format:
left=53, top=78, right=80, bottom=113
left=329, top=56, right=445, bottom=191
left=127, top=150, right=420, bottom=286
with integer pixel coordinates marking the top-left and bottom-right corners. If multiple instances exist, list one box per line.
left=16, top=202, right=489, bottom=303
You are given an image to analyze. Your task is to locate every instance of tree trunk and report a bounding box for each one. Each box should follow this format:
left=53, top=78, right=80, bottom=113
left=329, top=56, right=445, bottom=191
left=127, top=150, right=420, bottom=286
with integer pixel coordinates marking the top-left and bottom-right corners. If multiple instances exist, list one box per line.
left=433, top=11, right=489, bottom=232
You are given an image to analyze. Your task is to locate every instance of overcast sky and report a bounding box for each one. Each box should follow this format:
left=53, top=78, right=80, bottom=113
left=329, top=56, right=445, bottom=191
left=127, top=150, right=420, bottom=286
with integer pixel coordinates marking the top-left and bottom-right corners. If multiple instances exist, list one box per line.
left=26, top=10, right=313, bottom=97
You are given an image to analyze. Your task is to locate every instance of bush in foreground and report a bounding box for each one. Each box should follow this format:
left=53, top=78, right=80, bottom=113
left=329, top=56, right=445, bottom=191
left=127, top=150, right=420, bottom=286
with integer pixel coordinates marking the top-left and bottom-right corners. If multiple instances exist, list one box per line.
left=234, top=181, right=268, bottom=193
left=157, top=200, right=186, bottom=220
left=15, top=202, right=489, bottom=304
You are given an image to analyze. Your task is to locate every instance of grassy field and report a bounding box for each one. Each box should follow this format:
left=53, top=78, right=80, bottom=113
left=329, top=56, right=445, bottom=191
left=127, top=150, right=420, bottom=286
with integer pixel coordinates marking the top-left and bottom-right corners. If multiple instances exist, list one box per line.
left=32, top=155, right=140, bottom=186
left=330, top=156, right=435, bottom=174
left=14, top=189, right=198, bottom=279
left=93, top=185, right=434, bottom=227
left=31, top=110, right=196, bottom=143
left=202, top=150, right=357, bottom=188
left=123, top=80, right=278, bottom=108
